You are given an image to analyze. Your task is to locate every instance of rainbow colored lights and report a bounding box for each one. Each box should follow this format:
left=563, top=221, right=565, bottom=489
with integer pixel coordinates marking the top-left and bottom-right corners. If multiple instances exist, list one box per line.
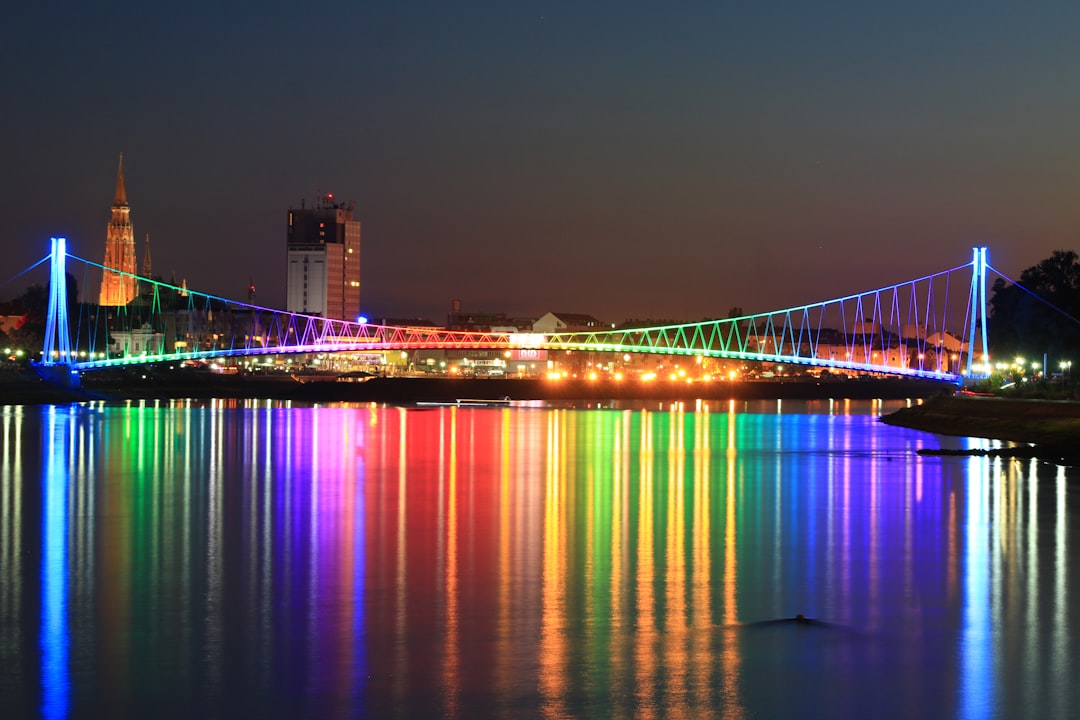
left=35, top=240, right=992, bottom=382
left=1, top=401, right=1072, bottom=717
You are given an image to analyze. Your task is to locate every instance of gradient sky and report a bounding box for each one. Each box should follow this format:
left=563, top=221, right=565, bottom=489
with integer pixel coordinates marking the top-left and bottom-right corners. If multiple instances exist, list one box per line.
left=3, top=1, right=1078, bottom=324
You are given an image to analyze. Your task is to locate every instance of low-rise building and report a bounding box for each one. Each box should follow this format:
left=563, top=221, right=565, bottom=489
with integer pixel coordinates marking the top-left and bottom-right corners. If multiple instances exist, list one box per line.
left=532, top=312, right=608, bottom=334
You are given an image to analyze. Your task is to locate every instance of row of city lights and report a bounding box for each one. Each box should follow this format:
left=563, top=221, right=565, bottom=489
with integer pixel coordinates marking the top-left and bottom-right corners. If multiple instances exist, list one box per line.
left=996, top=357, right=1073, bottom=374
left=545, top=369, right=743, bottom=382
left=17, top=342, right=1075, bottom=384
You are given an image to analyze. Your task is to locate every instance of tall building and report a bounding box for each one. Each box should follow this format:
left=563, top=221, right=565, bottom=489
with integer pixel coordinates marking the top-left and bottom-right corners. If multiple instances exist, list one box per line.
left=99, top=154, right=138, bottom=306
left=286, top=194, right=361, bottom=320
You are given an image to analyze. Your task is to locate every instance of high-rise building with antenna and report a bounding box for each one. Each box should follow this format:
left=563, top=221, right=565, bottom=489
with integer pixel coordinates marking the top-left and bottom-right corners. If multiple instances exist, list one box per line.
left=99, top=154, right=138, bottom=306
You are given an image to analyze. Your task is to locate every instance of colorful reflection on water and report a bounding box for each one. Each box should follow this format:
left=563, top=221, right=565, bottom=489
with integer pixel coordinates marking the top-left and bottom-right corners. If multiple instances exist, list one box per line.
left=0, top=399, right=1077, bottom=719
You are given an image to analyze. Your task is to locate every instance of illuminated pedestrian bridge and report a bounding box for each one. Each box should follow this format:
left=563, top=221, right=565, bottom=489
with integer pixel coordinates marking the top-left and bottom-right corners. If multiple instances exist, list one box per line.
left=32, top=238, right=992, bottom=385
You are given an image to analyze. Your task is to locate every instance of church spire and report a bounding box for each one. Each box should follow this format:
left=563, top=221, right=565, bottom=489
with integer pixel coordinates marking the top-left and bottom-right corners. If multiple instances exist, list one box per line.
left=100, top=153, right=137, bottom=306
left=115, top=153, right=127, bottom=206
left=143, top=233, right=152, bottom=278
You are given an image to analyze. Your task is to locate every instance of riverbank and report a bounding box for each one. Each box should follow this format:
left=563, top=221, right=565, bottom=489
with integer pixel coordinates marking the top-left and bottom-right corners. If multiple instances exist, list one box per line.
left=880, top=394, right=1080, bottom=463
left=1, top=367, right=954, bottom=405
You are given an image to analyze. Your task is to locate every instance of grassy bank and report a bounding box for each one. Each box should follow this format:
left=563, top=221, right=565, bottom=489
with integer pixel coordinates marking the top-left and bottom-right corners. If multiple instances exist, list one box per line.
left=881, top=394, right=1080, bottom=461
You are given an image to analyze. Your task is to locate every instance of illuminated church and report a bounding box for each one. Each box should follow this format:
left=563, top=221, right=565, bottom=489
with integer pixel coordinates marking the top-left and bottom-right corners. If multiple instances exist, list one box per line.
left=99, top=154, right=138, bottom=306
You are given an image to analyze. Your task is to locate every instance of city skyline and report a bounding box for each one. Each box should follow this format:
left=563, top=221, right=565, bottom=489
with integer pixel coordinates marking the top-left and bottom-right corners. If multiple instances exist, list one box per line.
left=3, top=2, right=1079, bottom=323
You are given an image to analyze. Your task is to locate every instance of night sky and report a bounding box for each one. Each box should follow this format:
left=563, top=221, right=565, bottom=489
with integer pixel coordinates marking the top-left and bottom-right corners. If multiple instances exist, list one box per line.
left=3, top=1, right=1078, bottom=324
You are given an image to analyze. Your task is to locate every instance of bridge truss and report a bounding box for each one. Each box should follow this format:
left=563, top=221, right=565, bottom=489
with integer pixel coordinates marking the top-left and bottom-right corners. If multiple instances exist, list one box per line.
left=546, top=247, right=990, bottom=383
left=34, top=240, right=989, bottom=384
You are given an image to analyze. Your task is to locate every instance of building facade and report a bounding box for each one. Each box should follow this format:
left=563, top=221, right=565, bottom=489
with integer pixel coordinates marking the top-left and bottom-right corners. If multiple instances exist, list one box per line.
left=99, top=154, right=138, bottom=306
left=286, top=194, right=361, bottom=321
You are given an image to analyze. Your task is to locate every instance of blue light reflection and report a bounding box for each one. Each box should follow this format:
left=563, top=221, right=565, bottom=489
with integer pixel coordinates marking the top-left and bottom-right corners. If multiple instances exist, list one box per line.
left=40, top=407, right=71, bottom=720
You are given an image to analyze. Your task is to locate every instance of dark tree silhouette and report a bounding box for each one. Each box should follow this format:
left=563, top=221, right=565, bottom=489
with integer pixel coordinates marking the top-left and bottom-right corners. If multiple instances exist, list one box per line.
left=9, top=283, right=48, bottom=353
left=988, top=250, right=1080, bottom=364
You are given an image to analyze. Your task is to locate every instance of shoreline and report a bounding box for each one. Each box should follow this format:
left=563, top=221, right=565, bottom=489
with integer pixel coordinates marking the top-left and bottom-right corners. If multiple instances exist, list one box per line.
left=880, top=395, right=1080, bottom=464
left=6, top=369, right=1080, bottom=463
left=2, top=369, right=953, bottom=406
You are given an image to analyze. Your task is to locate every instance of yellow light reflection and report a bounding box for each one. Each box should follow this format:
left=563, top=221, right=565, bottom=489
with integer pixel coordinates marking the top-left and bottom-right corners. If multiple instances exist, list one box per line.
left=691, top=403, right=713, bottom=705
left=720, top=403, right=745, bottom=718
left=634, top=409, right=657, bottom=717
left=539, top=410, right=567, bottom=719
left=443, top=407, right=460, bottom=716
left=664, top=405, right=689, bottom=707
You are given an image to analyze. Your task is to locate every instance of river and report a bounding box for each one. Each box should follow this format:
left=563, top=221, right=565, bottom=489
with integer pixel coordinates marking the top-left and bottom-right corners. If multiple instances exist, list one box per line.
left=1, top=398, right=1077, bottom=719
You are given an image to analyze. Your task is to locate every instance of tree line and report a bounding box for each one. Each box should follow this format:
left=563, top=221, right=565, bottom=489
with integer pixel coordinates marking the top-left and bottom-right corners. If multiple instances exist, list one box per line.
left=988, top=249, right=1080, bottom=367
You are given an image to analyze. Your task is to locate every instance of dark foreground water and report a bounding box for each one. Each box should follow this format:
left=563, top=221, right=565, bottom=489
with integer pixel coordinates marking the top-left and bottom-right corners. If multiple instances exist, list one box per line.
left=1, top=398, right=1077, bottom=719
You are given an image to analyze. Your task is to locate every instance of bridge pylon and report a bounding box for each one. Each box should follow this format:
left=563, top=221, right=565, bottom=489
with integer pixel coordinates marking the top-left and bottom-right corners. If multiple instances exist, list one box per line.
left=966, top=246, right=990, bottom=378
left=35, top=237, right=81, bottom=388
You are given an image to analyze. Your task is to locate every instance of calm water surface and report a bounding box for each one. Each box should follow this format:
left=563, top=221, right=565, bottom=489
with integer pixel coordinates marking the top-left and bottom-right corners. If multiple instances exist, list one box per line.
left=0, top=398, right=1077, bottom=719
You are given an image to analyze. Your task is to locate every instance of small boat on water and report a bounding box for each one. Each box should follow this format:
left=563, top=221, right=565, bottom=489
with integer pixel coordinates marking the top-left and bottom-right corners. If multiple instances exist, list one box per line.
left=289, top=370, right=341, bottom=384
left=416, top=397, right=513, bottom=407
left=336, top=370, right=376, bottom=383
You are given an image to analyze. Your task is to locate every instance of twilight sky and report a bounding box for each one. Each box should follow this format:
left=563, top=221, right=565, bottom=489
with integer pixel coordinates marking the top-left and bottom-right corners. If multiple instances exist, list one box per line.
left=3, top=1, right=1078, bottom=324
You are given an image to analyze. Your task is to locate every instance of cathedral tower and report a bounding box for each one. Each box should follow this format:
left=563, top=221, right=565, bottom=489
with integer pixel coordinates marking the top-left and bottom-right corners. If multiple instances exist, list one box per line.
left=99, top=153, right=138, bottom=306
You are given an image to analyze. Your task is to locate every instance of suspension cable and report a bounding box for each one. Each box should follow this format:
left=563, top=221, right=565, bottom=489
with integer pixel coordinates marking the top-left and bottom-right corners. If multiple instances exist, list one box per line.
left=0, top=255, right=50, bottom=293
left=987, top=264, right=1080, bottom=327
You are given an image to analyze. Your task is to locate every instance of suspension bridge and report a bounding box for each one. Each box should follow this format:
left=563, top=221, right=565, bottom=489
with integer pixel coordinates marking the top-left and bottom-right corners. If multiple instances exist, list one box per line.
left=23, top=238, right=991, bottom=387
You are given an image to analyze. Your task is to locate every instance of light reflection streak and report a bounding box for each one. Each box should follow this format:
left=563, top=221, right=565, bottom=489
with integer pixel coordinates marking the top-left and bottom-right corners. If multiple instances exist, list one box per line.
left=1, top=407, right=23, bottom=688
left=959, top=455, right=993, bottom=719
left=841, top=439, right=852, bottom=625
left=443, top=407, right=460, bottom=716
left=0, top=400, right=1073, bottom=718
left=610, top=411, right=626, bottom=689
left=868, top=433, right=880, bottom=633
left=497, top=409, right=512, bottom=704
left=334, top=411, right=358, bottom=713
left=205, top=404, right=224, bottom=702
left=665, top=405, right=689, bottom=710
left=720, top=404, right=744, bottom=719
left=352, top=424, right=367, bottom=709
left=583, top=413, right=596, bottom=670
left=1052, top=465, right=1068, bottom=719
left=244, top=407, right=260, bottom=686
left=634, top=408, right=657, bottom=718
left=690, top=405, right=711, bottom=707
left=771, top=412, right=782, bottom=614
left=70, top=409, right=95, bottom=690
left=40, top=407, right=70, bottom=720
left=1023, top=458, right=1039, bottom=712
left=259, top=409, right=273, bottom=694
left=395, top=407, right=408, bottom=705
left=539, top=409, right=567, bottom=719
left=309, top=406, right=322, bottom=682
left=825, top=408, right=837, bottom=627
